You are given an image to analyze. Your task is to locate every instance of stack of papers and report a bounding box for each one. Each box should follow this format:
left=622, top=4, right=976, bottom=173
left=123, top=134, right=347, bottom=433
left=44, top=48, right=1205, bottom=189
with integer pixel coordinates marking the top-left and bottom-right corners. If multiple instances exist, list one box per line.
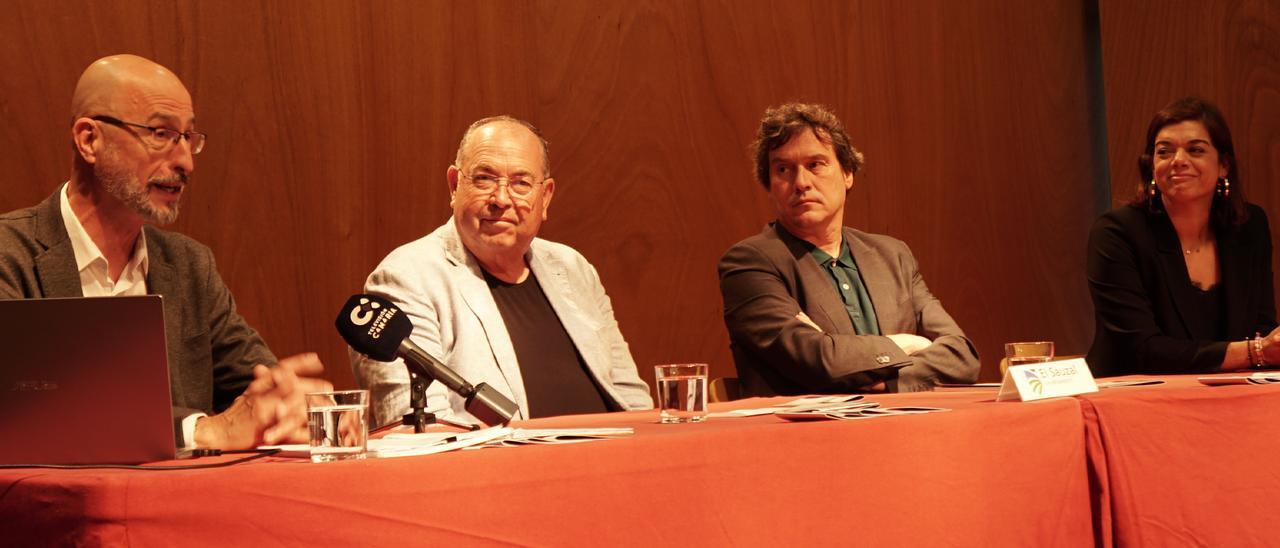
left=1096, top=379, right=1165, bottom=389
left=775, top=405, right=948, bottom=421
left=706, top=394, right=869, bottom=418
left=707, top=394, right=948, bottom=421
left=482, top=428, right=635, bottom=447
left=263, top=426, right=635, bottom=460
left=375, top=427, right=512, bottom=457
left=1198, top=373, right=1280, bottom=386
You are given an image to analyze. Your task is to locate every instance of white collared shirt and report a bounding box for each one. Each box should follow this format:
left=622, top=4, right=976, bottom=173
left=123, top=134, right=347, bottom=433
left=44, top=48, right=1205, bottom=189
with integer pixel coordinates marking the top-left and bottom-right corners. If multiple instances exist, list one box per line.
left=60, top=183, right=204, bottom=447
left=59, top=182, right=149, bottom=297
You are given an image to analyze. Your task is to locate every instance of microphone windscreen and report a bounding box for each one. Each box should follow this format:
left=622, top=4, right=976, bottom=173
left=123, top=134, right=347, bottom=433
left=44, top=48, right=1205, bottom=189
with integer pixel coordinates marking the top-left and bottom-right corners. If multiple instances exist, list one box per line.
left=335, top=294, right=413, bottom=362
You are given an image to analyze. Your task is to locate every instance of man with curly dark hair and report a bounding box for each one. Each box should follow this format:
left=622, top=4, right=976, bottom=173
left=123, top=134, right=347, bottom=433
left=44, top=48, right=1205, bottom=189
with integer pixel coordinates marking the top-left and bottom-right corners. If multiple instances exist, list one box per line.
left=719, top=103, right=979, bottom=396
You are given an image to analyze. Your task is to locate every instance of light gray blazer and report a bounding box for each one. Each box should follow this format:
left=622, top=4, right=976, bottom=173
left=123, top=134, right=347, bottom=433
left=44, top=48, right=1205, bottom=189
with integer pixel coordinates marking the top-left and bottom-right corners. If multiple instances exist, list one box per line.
left=351, top=221, right=653, bottom=427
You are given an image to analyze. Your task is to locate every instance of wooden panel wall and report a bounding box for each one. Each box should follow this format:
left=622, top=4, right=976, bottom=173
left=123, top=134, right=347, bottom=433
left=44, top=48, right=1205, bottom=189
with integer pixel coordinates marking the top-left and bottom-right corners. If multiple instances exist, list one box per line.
left=1100, top=0, right=1280, bottom=205
left=1100, top=0, right=1280, bottom=286
left=0, top=0, right=1106, bottom=389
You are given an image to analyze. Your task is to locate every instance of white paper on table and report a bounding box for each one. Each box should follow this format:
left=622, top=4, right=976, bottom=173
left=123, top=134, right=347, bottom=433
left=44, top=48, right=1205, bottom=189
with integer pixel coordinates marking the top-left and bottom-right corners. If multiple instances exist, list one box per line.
left=1096, top=379, right=1166, bottom=389
left=1198, top=373, right=1280, bottom=386
left=707, top=394, right=869, bottom=418
left=779, top=395, right=866, bottom=408
left=261, top=427, right=512, bottom=459
left=775, top=405, right=949, bottom=422
left=485, top=427, right=635, bottom=447
left=774, top=411, right=872, bottom=421
left=374, top=427, right=512, bottom=457
left=379, top=431, right=470, bottom=445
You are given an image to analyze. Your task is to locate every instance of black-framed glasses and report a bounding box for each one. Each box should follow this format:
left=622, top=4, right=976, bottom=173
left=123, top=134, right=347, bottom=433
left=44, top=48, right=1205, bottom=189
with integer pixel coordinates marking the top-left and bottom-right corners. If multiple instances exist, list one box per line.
left=91, top=115, right=207, bottom=155
left=460, top=171, right=544, bottom=199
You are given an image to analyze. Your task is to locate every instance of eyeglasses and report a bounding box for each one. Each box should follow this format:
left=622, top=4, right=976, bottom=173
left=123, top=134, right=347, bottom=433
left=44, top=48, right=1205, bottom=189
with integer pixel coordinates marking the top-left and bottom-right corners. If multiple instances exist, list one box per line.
left=460, top=172, right=544, bottom=198
left=91, top=115, right=207, bottom=155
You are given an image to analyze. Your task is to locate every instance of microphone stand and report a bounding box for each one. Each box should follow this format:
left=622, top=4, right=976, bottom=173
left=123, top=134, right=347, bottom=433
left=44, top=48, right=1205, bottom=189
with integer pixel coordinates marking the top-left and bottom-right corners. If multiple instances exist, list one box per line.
left=402, top=369, right=436, bottom=433
left=395, top=340, right=518, bottom=429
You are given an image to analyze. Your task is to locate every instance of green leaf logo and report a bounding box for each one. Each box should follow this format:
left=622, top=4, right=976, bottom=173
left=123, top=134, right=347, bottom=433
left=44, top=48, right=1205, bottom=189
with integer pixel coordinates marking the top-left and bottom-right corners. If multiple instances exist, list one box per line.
left=1024, top=370, right=1043, bottom=395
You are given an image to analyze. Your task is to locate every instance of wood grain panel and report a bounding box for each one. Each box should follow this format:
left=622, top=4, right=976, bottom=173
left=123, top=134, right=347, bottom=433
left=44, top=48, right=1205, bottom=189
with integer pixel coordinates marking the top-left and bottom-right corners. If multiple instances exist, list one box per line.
left=1101, top=0, right=1280, bottom=205
left=0, top=0, right=1105, bottom=392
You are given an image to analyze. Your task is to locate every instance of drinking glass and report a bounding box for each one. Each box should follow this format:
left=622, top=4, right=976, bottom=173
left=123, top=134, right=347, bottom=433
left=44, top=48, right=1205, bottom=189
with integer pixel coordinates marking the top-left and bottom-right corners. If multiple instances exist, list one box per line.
left=654, top=364, right=708, bottom=423
left=306, top=390, right=369, bottom=462
left=1003, top=342, right=1055, bottom=375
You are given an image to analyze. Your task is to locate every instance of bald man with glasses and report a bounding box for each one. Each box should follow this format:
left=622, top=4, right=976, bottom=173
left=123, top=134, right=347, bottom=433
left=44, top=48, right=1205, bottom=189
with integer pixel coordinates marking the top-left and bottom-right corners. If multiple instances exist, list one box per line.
left=351, top=116, right=652, bottom=428
left=0, top=54, right=330, bottom=450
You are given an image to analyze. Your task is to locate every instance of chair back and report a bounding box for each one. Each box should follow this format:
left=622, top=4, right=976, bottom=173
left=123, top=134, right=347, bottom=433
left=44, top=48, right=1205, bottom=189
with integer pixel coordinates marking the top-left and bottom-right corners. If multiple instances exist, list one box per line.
left=709, top=377, right=740, bottom=403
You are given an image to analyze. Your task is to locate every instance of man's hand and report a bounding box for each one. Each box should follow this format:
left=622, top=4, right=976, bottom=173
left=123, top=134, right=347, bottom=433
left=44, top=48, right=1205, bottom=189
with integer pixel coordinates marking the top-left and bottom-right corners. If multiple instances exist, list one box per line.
left=886, top=333, right=932, bottom=355
left=194, top=353, right=332, bottom=449
left=795, top=312, right=823, bottom=332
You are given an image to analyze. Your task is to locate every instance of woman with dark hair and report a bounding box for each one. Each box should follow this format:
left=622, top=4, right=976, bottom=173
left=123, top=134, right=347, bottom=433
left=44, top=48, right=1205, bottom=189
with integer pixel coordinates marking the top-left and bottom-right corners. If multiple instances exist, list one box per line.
left=1086, top=96, right=1279, bottom=376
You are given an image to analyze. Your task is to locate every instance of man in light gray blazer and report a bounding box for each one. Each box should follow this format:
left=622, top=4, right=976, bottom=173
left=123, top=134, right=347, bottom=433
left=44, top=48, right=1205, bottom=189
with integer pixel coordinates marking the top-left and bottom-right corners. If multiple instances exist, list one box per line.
left=719, top=103, right=979, bottom=396
left=352, top=116, right=652, bottom=427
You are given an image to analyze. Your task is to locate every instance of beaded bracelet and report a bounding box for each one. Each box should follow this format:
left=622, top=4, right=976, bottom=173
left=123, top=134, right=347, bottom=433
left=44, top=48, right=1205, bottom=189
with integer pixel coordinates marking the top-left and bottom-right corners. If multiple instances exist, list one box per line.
left=1253, top=332, right=1266, bottom=369
left=1247, top=335, right=1257, bottom=366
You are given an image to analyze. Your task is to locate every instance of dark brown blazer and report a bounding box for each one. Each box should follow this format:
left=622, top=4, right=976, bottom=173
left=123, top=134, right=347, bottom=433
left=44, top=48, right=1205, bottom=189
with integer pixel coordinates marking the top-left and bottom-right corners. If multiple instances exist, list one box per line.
left=0, top=188, right=276, bottom=444
left=1086, top=203, right=1276, bottom=376
left=718, top=223, right=979, bottom=396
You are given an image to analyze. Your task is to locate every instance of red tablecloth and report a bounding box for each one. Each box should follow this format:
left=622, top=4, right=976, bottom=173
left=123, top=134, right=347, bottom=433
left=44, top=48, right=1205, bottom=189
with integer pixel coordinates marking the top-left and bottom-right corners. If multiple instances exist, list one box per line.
left=1080, top=374, right=1280, bottom=547
left=0, top=391, right=1092, bottom=546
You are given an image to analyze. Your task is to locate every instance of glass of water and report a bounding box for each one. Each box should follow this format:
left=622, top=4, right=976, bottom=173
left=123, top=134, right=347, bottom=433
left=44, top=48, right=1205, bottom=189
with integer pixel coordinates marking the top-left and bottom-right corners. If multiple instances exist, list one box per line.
left=1003, top=341, right=1055, bottom=375
left=654, top=364, right=708, bottom=423
left=306, top=389, right=369, bottom=463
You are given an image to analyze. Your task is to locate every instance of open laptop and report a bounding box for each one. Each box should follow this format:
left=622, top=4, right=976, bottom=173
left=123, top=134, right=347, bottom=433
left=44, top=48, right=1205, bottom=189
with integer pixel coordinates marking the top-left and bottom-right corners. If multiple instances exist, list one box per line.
left=0, top=295, right=175, bottom=465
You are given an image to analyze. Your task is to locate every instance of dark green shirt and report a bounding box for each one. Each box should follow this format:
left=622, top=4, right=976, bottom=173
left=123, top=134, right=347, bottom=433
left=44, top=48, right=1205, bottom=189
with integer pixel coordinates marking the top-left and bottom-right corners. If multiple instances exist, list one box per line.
left=809, top=240, right=881, bottom=335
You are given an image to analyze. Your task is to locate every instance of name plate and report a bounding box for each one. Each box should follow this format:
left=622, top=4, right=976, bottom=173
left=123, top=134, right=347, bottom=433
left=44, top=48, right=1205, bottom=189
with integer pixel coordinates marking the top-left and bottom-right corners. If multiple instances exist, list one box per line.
left=996, top=358, right=1098, bottom=402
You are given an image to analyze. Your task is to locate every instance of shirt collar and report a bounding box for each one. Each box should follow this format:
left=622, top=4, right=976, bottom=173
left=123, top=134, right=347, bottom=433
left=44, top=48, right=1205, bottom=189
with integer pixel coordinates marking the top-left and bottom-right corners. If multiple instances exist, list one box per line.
left=59, top=181, right=149, bottom=277
left=807, top=238, right=856, bottom=270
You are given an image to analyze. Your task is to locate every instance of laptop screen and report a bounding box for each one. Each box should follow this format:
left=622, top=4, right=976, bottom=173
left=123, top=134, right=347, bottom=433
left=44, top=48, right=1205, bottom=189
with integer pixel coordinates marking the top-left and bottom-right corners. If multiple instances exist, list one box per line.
left=0, top=295, right=174, bottom=465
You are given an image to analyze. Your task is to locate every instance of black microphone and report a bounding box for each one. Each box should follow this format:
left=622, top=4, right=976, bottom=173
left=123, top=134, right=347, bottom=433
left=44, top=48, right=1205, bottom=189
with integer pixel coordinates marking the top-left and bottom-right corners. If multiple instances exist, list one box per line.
left=336, top=294, right=519, bottom=426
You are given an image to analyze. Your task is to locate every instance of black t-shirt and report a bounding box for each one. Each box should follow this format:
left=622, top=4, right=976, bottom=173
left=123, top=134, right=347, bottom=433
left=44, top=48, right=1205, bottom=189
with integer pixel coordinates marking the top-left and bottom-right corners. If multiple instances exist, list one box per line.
left=484, top=270, right=614, bottom=418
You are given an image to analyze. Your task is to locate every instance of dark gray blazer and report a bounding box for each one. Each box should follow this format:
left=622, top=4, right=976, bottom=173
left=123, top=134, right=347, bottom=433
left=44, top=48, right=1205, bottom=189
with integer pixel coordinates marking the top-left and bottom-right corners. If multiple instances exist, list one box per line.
left=719, top=223, right=979, bottom=396
left=0, top=188, right=276, bottom=444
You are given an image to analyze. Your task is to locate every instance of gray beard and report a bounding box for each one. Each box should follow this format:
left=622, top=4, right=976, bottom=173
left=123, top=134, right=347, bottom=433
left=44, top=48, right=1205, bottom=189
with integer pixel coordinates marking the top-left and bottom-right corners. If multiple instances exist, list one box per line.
left=96, top=150, right=181, bottom=226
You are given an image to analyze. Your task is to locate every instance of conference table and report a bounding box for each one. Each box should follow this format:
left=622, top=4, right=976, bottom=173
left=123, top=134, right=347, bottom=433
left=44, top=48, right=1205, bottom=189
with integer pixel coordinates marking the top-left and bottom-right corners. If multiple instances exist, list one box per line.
left=0, top=374, right=1275, bottom=546
left=1079, top=374, right=1280, bottom=547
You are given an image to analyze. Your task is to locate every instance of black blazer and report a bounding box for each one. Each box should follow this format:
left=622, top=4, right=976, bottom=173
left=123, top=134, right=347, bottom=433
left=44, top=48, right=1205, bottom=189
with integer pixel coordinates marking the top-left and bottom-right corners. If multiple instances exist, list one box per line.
left=1086, top=203, right=1276, bottom=376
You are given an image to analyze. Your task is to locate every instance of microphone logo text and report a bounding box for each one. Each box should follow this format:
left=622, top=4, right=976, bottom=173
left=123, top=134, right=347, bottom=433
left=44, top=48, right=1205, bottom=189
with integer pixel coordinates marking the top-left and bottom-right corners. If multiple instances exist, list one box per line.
left=350, top=297, right=382, bottom=326
left=366, top=307, right=398, bottom=339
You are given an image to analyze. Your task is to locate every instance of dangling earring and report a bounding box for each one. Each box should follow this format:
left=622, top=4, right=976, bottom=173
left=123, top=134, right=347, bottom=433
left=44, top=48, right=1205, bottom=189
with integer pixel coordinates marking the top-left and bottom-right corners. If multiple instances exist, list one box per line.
left=1148, top=179, right=1157, bottom=198
left=1217, top=177, right=1230, bottom=198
